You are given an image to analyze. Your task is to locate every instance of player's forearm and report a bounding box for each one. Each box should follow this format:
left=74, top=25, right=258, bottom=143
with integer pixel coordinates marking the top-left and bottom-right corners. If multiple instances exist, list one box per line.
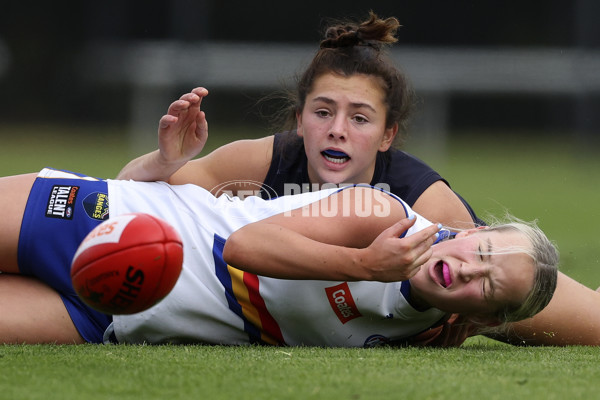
left=116, top=150, right=184, bottom=182
left=222, top=223, right=371, bottom=281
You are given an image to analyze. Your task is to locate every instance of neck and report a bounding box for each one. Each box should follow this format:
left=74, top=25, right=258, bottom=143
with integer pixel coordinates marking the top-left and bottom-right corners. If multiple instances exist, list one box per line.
left=404, top=280, right=431, bottom=311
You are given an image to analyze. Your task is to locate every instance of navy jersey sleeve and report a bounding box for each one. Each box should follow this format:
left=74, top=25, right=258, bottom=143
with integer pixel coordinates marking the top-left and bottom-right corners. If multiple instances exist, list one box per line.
left=260, top=132, right=309, bottom=199
left=375, top=150, right=484, bottom=225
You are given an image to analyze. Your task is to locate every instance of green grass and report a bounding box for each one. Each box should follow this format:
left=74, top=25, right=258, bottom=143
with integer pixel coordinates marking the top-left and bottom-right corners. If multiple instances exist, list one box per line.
left=1, top=124, right=599, bottom=399
left=2, top=343, right=600, bottom=400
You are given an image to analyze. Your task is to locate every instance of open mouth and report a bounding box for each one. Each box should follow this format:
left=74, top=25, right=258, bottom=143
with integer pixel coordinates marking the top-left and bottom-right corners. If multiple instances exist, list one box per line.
left=433, top=261, right=453, bottom=288
left=322, top=149, right=350, bottom=164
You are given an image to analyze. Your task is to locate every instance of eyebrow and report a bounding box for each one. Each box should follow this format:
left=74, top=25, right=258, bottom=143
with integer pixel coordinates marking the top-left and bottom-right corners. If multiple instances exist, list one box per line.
left=311, top=96, right=378, bottom=113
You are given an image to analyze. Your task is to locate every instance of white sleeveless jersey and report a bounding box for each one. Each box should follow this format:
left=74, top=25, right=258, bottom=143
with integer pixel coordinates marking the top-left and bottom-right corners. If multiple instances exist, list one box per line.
left=107, top=180, right=447, bottom=347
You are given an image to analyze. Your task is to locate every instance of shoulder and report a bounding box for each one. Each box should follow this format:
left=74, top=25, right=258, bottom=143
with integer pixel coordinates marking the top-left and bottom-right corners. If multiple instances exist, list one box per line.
left=374, top=150, right=445, bottom=206
left=171, top=136, right=275, bottom=191
left=214, top=136, right=275, bottom=185
left=413, top=181, right=477, bottom=229
left=221, top=135, right=274, bottom=154
left=386, top=149, right=439, bottom=173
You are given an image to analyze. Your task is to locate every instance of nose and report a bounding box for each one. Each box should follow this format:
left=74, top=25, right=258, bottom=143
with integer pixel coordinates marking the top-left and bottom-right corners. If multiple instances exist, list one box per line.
left=328, top=115, right=347, bottom=141
left=458, top=264, right=485, bottom=282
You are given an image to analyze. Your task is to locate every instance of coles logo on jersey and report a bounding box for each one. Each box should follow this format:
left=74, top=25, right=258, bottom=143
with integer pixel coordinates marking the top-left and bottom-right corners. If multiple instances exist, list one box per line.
left=46, top=185, right=79, bottom=219
left=325, top=282, right=362, bottom=324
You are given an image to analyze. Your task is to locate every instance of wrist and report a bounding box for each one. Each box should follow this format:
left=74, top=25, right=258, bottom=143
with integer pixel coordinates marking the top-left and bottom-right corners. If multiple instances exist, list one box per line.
left=153, top=151, right=187, bottom=178
left=344, top=247, right=376, bottom=281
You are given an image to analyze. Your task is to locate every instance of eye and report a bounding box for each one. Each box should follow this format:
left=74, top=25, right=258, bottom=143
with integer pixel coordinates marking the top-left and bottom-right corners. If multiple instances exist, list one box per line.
left=315, top=109, right=330, bottom=118
left=482, top=279, right=487, bottom=299
left=478, top=245, right=489, bottom=299
left=352, top=114, right=369, bottom=124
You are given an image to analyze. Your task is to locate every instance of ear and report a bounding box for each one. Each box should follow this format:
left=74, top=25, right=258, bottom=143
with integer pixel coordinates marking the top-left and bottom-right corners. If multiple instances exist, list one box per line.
left=454, top=226, right=488, bottom=239
left=296, top=112, right=304, bottom=138
left=378, top=124, right=398, bottom=152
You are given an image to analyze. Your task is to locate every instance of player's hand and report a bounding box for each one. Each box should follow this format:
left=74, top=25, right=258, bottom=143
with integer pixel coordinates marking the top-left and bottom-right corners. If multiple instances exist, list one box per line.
left=359, top=217, right=440, bottom=282
left=157, top=87, right=209, bottom=166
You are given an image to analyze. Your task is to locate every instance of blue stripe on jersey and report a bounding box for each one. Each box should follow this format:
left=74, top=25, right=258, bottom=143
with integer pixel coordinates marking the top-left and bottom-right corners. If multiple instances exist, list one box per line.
left=212, top=234, right=263, bottom=344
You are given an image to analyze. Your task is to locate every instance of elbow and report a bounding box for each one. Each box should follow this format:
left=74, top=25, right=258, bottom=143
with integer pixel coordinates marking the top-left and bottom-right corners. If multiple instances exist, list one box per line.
left=222, top=231, right=243, bottom=266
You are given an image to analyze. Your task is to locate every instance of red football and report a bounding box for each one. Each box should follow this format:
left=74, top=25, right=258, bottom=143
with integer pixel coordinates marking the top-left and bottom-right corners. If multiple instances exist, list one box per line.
left=71, top=213, right=183, bottom=315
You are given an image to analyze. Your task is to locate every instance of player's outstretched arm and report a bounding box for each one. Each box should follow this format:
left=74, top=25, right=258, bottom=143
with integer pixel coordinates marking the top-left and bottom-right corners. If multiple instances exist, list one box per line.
left=223, top=187, right=440, bottom=282
left=494, top=273, right=600, bottom=346
left=116, top=87, right=209, bottom=182
left=116, top=87, right=275, bottom=195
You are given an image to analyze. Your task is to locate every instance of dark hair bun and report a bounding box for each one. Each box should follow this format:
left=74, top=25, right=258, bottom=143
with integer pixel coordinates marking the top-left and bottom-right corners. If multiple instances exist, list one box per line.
left=319, top=12, right=400, bottom=50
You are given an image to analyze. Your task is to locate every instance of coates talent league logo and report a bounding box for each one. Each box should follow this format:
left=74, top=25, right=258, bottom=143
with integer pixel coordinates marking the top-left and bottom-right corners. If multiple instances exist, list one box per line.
left=46, top=185, right=79, bottom=219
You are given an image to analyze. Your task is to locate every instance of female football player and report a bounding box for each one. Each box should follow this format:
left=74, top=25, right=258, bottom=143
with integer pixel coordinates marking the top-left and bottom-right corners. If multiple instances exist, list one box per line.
left=0, top=168, right=557, bottom=346
left=116, top=12, right=600, bottom=347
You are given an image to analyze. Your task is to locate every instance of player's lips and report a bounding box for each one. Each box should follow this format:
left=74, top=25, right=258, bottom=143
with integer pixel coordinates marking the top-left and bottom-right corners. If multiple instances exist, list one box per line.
left=321, top=149, right=350, bottom=164
left=431, top=260, right=453, bottom=288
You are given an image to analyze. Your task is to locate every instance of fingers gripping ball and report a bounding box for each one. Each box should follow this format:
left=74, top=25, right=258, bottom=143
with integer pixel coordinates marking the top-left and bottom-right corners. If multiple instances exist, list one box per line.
left=71, top=213, right=183, bottom=315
